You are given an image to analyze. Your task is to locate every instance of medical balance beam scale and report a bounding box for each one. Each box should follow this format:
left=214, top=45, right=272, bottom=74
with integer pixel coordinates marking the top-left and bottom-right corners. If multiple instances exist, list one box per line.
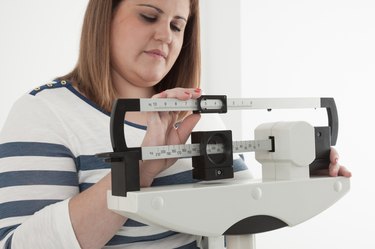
left=98, top=95, right=350, bottom=249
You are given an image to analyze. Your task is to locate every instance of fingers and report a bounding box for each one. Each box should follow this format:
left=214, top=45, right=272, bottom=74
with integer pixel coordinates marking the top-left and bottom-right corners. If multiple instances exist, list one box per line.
left=328, top=147, right=352, bottom=177
left=148, top=88, right=201, bottom=123
left=156, top=88, right=202, bottom=144
left=328, top=162, right=340, bottom=177
left=152, top=88, right=202, bottom=100
left=328, top=147, right=339, bottom=176
left=176, top=113, right=201, bottom=144
left=329, top=163, right=352, bottom=177
left=312, top=146, right=351, bottom=178
left=330, top=146, right=339, bottom=164
left=145, top=87, right=202, bottom=146
left=338, top=165, right=352, bottom=177
left=149, top=87, right=201, bottom=133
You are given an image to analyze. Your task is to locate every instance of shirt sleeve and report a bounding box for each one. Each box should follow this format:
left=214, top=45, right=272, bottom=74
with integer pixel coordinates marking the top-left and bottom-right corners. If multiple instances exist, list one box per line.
left=0, top=94, right=81, bottom=249
left=10, top=199, right=81, bottom=249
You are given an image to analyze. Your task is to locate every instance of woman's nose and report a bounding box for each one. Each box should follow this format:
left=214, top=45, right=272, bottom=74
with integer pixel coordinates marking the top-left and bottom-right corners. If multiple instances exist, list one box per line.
left=154, top=22, right=173, bottom=44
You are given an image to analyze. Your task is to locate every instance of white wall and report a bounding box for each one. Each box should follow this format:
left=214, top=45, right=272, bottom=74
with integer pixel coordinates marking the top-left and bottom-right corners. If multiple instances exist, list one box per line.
left=0, top=0, right=374, bottom=248
left=241, top=0, right=375, bottom=248
left=0, top=0, right=88, bottom=127
left=200, top=0, right=243, bottom=140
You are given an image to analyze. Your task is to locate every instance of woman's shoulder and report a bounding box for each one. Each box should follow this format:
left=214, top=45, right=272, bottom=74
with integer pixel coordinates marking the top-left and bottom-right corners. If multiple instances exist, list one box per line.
left=27, top=79, right=77, bottom=103
left=14, top=79, right=82, bottom=111
left=6, top=80, right=80, bottom=124
left=29, top=79, right=71, bottom=96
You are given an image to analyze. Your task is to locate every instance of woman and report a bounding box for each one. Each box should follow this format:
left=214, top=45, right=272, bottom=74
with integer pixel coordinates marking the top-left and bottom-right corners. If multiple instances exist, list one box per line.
left=0, top=0, right=350, bottom=249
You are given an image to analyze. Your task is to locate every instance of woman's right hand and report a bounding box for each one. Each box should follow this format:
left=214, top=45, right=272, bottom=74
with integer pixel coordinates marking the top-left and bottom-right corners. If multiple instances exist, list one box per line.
left=139, top=88, right=202, bottom=187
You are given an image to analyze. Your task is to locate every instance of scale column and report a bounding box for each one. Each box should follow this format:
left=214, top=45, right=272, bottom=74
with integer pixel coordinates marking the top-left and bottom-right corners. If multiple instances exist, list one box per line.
left=205, top=236, right=225, bottom=249
left=226, top=235, right=256, bottom=249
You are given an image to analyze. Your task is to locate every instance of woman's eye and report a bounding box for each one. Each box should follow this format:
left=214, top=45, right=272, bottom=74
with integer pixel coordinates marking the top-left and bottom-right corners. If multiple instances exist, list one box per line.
left=170, top=23, right=181, bottom=32
left=140, top=13, right=157, bottom=22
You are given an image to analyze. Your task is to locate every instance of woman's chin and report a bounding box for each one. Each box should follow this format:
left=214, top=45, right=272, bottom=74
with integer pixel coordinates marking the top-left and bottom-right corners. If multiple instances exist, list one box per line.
left=141, top=75, right=165, bottom=87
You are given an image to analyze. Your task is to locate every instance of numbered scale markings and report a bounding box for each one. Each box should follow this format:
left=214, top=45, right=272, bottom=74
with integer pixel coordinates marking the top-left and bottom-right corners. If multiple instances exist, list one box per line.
left=139, top=97, right=321, bottom=112
left=141, top=139, right=273, bottom=160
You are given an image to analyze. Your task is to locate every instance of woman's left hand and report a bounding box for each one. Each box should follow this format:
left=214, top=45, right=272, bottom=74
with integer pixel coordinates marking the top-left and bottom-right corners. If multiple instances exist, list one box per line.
left=139, top=88, right=202, bottom=186
left=327, top=147, right=352, bottom=177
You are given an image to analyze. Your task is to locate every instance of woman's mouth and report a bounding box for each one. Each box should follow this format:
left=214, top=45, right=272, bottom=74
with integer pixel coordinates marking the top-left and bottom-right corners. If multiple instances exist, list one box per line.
left=145, top=49, right=167, bottom=60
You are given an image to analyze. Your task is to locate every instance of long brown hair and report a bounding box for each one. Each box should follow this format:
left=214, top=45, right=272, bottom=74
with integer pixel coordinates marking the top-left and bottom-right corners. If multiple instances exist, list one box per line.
left=60, top=0, right=201, bottom=113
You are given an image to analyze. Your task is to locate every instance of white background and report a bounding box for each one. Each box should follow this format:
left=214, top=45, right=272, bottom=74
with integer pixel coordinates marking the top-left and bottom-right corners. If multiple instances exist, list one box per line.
left=240, top=1, right=375, bottom=248
left=1, top=1, right=374, bottom=248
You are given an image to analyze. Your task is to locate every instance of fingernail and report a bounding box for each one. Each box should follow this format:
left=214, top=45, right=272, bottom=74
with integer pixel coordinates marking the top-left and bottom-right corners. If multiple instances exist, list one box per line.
left=160, top=91, right=167, bottom=97
left=195, top=88, right=201, bottom=93
left=335, top=158, right=339, bottom=164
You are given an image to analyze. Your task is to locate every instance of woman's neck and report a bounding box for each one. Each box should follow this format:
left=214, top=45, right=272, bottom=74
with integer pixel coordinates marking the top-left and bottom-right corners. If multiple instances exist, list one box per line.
left=112, top=71, right=156, bottom=99
left=111, top=73, right=157, bottom=126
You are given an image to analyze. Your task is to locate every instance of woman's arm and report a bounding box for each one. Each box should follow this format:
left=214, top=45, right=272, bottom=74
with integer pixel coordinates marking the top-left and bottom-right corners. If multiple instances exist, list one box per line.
left=68, top=88, right=202, bottom=248
left=68, top=174, right=126, bottom=249
left=0, top=95, right=81, bottom=249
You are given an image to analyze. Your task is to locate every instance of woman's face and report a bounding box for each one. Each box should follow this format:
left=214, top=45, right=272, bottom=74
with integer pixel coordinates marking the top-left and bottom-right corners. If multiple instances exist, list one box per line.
left=110, top=0, right=190, bottom=95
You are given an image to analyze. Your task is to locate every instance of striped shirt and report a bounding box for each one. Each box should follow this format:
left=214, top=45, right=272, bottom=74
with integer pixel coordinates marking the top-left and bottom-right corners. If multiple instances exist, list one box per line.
left=0, top=80, right=250, bottom=249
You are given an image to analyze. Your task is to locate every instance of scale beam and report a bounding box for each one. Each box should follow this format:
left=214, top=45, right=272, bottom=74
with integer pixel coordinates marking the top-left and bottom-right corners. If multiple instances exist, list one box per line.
left=110, top=96, right=338, bottom=153
left=141, top=139, right=273, bottom=160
